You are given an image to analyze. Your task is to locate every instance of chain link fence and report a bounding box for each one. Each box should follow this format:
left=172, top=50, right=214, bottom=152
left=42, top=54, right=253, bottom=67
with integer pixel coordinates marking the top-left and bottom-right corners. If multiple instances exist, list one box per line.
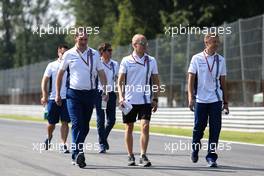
left=0, top=15, right=264, bottom=106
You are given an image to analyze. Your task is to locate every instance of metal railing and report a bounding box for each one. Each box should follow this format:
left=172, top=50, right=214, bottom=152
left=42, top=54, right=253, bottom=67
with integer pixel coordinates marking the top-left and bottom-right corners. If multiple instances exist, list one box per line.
left=0, top=105, right=263, bottom=132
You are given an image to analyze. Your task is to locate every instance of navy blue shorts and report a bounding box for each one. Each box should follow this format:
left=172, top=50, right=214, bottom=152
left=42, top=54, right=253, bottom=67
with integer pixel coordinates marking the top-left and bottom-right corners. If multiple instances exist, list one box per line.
left=122, top=104, right=152, bottom=123
left=47, top=99, right=70, bottom=124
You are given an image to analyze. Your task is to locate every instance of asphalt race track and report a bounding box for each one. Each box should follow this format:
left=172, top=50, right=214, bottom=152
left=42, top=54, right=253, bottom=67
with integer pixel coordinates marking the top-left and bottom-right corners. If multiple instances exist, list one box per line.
left=0, top=119, right=263, bottom=176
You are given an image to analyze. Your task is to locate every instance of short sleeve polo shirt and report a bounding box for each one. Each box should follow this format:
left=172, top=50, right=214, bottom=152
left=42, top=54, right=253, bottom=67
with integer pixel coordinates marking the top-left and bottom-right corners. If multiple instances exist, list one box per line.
left=97, top=59, right=119, bottom=92
left=59, top=46, right=104, bottom=90
left=188, top=51, right=227, bottom=103
left=43, top=59, right=67, bottom=100
left=119, top=52, right=159, bottom=105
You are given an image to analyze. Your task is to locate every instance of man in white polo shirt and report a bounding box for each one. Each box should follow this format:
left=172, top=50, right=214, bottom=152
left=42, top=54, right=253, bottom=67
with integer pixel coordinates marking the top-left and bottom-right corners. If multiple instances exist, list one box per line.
left=188, top=33, right=229, bottom=167
left=95, top=43, right=119, bottom=153
left=41, top=44, right=70, bottom=153
left=118, top=34, right=160, bottom=167
left=55, top=30, right=108, bottom=168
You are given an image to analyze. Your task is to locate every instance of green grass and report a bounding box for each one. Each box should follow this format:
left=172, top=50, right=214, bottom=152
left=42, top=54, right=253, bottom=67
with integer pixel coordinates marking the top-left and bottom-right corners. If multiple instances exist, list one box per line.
left=0, top=114, right=264, bottom=145
left=0, top=114, right=43, bottom=122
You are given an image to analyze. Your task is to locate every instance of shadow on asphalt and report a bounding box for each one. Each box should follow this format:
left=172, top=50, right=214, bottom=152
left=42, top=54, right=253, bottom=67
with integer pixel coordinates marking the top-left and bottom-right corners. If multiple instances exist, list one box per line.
left=81, top=164, right=264, bottom=173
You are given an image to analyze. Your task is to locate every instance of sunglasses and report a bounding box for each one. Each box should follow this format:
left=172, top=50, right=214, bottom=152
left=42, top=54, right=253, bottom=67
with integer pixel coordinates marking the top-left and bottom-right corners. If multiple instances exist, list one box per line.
left=79, top=38, right=87, bottom=41
left=105, top=48, right=112, bottom=52
left=136, top=41, right=148, bottom=47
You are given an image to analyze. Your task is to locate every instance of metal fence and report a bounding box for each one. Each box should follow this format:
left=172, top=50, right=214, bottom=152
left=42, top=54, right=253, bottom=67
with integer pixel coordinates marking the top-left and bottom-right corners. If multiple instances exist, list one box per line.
left=0, top=15, right=264, bottom=106
left=113, top=14, right=264, bottom=107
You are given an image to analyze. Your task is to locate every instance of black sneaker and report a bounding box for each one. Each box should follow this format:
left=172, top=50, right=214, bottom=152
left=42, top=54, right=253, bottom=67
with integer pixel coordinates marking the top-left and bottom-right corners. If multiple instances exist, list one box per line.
left=62, top=144, right=70, bottom=154
left=191, top=151, right=199, bottom=163
left=44, top=136, right=52, bottom=150
left=76, top=153, right=86, bottom=168
left=139, top=154, right=152, bottom=167
left=207, top=158, right=218, bottom=168
left=128, top=154, right=136, bottom=166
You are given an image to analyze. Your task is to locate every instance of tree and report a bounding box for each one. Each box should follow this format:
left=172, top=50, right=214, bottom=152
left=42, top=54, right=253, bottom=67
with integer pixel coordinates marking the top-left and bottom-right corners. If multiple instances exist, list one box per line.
left=0, top=0, right=67, bottom=69
left=113, top=0, right=163, bottom=46
left=69, top=0, right=119, bottom=48
left=0, top=0, right=22, bottom=69
left=159, top=0, right=264, bottom=27
left=13, top=0, right=67, bottom=67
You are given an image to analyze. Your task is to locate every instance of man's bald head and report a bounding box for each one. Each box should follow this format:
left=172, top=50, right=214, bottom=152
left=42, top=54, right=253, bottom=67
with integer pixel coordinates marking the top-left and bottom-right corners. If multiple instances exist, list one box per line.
left=131, top=34, right=148, bottom=56
left=132, top=34, right=147, bottom=45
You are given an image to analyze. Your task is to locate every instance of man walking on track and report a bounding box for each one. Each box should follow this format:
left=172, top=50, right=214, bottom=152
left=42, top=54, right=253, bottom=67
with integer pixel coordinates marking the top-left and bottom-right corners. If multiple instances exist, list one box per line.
left=95, top=43, right=119, bottom=153
left=41, top=44, right=70, bottom=154
left=187, top=33, right=229, bottom=167
left=118, top=34, right=160, bottom=167
left=55, top=30, right=108, bottom=168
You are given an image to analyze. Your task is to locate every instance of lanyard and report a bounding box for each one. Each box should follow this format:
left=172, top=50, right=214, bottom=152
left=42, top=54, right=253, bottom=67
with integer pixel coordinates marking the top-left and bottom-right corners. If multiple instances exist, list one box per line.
left=76, top=48, right=94, bottom=89
left=76, top=49, right=89, bottom=66
left=102, top=62, right=112, bottom=70
left=103, top=61, right=115, bottom=81
left=131, top=54, right=147, bottom=66
left=203, top=51, right=216, bottom=73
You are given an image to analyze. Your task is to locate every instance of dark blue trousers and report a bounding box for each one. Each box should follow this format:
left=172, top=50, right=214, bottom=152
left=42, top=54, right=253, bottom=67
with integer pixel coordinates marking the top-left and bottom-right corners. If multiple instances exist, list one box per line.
left=95, top=90, right=116, bottom=149
left=66, top=88, right=95, bottom=160
left=192, top=101, right=222, bottom=161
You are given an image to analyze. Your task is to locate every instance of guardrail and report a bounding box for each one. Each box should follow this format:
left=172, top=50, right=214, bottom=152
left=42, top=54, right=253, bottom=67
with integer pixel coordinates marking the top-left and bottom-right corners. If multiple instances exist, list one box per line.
left=0, top=105, right=263, bottom=132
